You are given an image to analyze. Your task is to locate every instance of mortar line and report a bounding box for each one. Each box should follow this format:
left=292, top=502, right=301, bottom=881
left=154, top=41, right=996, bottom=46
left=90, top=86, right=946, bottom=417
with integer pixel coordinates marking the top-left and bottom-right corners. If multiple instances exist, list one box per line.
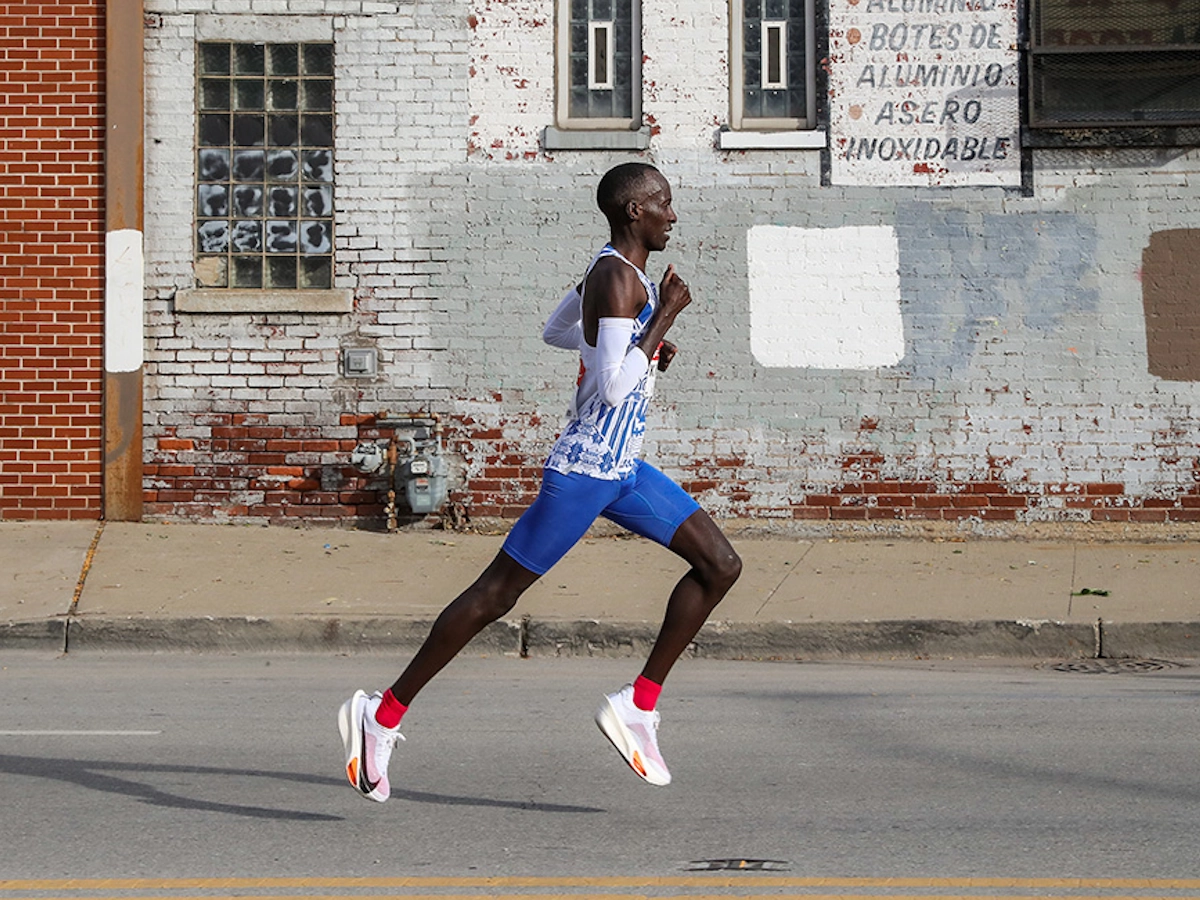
left=755, top=542, right=816, bottom=617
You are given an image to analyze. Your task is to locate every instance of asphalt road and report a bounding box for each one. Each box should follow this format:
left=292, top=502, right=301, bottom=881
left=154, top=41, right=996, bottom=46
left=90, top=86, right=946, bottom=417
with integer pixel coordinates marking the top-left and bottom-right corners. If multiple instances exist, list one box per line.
left=1, top=652, right=1198, bottom=891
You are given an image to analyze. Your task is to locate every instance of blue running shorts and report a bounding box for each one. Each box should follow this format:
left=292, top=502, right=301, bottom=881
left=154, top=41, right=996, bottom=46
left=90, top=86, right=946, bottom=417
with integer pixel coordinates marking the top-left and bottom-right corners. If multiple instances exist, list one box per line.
left=502, top=460, right=701, bottom=576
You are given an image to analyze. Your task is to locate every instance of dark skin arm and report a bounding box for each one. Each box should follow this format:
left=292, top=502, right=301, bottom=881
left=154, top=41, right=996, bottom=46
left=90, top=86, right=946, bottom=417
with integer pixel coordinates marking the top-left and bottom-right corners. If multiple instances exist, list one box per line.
left=581, top=259, right=690, bottom=370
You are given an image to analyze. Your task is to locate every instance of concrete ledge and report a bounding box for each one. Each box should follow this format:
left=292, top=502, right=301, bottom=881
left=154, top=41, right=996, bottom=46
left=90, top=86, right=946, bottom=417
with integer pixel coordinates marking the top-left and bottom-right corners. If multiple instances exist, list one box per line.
left=8, top=616, right=1194, bottom=661
left=1101, top=622, right=1200, bottom=659
left=529, top=619, right=1097, bottom=661
left=543, top=126, right=651, bottom=151
left=63, top=616, right=520, bottom=654
left=175, top=289, right=353, bottom=314
left=1, top=619, right=66, bottom=651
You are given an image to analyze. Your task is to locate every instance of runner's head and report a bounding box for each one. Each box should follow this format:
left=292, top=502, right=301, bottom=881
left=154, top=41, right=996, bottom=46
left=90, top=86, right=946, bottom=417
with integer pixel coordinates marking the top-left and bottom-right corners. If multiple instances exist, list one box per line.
left=597, top=164, right=675, bottom=251
left=597, top=163, right=662, bottom=226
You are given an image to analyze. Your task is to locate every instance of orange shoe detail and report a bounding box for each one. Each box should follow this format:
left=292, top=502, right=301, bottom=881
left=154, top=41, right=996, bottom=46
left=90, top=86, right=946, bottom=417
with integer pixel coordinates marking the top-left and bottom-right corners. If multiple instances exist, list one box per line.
left=347, top=759, right=359, bottom=785
left=630, top=750, right=647, bottom=777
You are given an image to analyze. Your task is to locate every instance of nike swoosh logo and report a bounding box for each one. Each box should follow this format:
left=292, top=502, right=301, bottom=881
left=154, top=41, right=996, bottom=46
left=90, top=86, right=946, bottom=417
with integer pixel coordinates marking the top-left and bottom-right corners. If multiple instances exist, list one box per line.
left=359, top=718, right=381, bottom=794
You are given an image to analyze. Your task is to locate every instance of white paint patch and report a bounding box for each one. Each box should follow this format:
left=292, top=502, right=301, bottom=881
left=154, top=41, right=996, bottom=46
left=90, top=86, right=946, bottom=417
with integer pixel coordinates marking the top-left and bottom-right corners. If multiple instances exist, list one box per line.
left=105, top=229, right=144, bottom=373
left=748, top=225, right=905, bottom=370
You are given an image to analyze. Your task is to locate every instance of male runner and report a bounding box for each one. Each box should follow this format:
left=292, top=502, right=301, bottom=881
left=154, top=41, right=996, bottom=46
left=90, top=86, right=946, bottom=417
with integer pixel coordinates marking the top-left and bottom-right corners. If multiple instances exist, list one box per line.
left=338, top=163, right=741, bottom=800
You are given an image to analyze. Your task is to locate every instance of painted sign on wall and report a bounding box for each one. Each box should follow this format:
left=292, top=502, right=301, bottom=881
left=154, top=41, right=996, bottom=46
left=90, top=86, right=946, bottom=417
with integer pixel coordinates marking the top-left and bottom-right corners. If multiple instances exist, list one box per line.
left=829, top=0, right=1021, bottom=187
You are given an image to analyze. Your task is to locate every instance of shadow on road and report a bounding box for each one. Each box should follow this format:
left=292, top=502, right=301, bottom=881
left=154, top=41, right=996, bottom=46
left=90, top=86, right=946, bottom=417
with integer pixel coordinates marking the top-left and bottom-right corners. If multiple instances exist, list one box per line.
left=0, top=754, right=606, bottom=819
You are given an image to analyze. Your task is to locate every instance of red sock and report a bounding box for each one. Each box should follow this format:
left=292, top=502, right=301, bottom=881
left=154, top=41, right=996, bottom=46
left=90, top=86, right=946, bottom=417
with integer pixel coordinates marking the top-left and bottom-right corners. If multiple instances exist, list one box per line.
left=632, top=675, right=662, bottom=712
left=374, top=689, right=408, bottom=729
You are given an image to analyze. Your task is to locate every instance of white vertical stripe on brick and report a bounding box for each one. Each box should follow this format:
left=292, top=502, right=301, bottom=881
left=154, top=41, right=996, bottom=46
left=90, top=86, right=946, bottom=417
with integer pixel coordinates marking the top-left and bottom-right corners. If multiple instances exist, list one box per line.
left=105, top=228, right=144, bottom=373
left=748, top=224, right=905, bottom=370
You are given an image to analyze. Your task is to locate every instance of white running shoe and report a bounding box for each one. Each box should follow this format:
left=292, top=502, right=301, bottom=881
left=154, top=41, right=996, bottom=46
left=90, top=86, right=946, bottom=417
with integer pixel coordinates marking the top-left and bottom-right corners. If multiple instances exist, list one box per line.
left=338, top=689, right=404, bottom=802
left=595, top=684, right=671, bottom=786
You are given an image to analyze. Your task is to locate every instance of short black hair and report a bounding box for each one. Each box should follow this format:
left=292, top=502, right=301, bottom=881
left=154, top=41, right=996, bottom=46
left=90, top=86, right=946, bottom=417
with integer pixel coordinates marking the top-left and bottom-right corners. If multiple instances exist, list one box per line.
left=596, top=162, right=660, bottom=223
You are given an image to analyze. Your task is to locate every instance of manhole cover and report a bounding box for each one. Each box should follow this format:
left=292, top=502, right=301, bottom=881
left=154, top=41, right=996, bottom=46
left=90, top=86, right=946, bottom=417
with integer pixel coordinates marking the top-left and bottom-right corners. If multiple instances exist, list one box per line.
left=686, top=859, right=791, bottom=872
left=1047, top=658, right=1185, bottom=675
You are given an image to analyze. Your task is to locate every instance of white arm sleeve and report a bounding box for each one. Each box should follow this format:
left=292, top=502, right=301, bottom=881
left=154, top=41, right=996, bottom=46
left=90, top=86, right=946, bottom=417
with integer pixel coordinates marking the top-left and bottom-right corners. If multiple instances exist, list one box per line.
left=542, top=287, right=583, bottom=350
left=595, top=317, right=650, bottom=406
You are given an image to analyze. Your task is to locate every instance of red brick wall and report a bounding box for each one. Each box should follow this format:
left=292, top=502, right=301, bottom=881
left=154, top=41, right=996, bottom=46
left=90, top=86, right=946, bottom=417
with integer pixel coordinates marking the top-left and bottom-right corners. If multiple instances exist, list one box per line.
left=0, top=4, right=105, bottom=519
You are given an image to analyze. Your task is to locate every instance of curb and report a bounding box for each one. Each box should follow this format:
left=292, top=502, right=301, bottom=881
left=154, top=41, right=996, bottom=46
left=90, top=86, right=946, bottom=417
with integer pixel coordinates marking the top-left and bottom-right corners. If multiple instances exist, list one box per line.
left=7, top=615, right=1199, bottom=660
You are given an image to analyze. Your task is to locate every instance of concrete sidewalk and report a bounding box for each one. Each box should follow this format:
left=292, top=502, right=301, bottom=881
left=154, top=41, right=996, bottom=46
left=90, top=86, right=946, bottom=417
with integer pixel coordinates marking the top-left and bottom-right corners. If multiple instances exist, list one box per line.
left=3, top=519, right=1200, bottom=660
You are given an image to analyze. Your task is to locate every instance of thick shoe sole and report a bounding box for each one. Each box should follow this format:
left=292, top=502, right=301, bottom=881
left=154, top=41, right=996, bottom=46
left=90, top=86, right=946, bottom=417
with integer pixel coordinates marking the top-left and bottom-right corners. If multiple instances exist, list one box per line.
left=337, top=690, right=376, bottom=800
left=595, top=696, right=671, bottom=786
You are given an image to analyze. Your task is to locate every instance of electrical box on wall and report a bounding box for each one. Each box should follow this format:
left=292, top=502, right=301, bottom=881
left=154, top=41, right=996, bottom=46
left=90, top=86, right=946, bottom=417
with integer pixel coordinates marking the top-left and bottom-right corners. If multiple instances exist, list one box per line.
left=343, top=348, right=377, bottom=377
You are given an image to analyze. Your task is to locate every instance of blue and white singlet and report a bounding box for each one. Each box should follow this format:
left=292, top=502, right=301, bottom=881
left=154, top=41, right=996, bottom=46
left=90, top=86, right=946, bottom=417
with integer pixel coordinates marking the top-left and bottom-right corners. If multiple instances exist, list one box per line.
left=544, top=245, right=659, bottom=480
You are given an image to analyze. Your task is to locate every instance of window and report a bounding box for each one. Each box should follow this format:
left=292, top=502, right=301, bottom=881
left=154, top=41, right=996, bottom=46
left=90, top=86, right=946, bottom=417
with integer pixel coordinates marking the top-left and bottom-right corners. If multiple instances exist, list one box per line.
left=556, top=0, right=641, bottom=130
left=1029, top=0, right=1200, bottom=128
left=730, top=0, right=816, bottom=131
left=194, top=41, right=336, bottom=291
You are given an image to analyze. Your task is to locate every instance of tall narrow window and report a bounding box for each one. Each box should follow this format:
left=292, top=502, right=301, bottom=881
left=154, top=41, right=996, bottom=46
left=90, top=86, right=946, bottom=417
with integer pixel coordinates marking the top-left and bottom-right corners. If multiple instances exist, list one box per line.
left=730, top=0, right=815, bottom=130
left=556, top=0, right=641, bottom=130
left=1029, top=0, right=1200, bottom=129
left=195, top=41, right=335, bottom=290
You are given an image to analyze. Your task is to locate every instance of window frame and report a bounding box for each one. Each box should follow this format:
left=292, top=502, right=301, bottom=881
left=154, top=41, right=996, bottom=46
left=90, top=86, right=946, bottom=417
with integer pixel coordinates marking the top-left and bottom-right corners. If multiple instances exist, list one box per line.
left=174, top=15, right=350, bottom=315
left=554, top=0, right=643, bottom=133
left=729, top=0, right=818, bottom=133
left=1025, top=0, right=1200, bottom=145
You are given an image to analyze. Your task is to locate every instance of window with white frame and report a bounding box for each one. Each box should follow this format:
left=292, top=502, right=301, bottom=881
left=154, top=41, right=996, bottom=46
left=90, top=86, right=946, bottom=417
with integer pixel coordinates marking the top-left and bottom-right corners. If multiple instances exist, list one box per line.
left=730, top=0, right=816, bottom=130
left=194, top=41, right=335, bottom=290
left=557, top=0, right=641, bottom=130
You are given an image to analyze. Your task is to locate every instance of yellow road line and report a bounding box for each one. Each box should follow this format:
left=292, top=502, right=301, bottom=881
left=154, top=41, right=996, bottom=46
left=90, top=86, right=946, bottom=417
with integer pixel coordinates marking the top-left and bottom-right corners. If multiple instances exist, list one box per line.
left=2, top=895, right=1200, bottom=900
left=4, top=880, right=1200, bottom=891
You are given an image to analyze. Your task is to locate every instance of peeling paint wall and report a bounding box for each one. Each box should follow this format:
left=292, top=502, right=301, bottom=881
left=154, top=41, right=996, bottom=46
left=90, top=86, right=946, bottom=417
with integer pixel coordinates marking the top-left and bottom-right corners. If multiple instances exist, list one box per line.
left=140, top=0, right=1200, bottom=529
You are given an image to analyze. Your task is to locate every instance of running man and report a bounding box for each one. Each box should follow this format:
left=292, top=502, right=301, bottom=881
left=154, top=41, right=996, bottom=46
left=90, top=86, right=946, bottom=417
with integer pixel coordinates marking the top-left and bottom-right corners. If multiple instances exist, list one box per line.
left=339, top=163, right=742, bottom=800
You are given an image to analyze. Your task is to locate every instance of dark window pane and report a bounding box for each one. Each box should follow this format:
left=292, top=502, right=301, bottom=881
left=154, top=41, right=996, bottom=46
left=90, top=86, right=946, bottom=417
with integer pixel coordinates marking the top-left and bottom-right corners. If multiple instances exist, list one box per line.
left=231, top=220, right=262, bottom=252
left=266, top=221, right=298, bottom=253
left=199, top=114, right=230, bottom=146
left=267, top=256, right=297, bottom=289
left=765, top=0, right=786, bottom=18
left=268, top=185, right=298, bottom=217
left=232, top=149, right=264, bottom=181
left=571, top=0, right=588, bottom=21
left=745, top=0, right=761, bottom=19
left=197, top=184, right=228, bottom=217
left=594, top=0, right=612, bottom=18
left=232, top=256, right=262, bottom=288
left=1032, top=50, right=1200, bottom=123
left=201, top=79, right=230, bottom=110
left=304, top=185, right=333, bottom=216
left=270, top=80, right=299, bottom=111
left=233, top=185, right=263, bottom=216
left=198, top=149, right=230, bottom=182
left=763, top=88, right=788, bottom=117
left=570, top=85, right=590, bottom=117
left=269, top=114, right=300, bottom=146
left=302, top=149, right=334, bottom=182
left=300, top=220, right=332, bottom=254
left=197, top=220, right=229, bottom=253
left=301, top=115, right=334, bottom=146
left=232, top=115, right=265, bottom=146
left=200, top=43, right=230, bottom=76
left=302, top=79, right=334, bottom=111
left=302, top=43, right=334, bottom=75
left=269, top=44, right=299, bottom=76
left=301, top=257, right=332, bottom=289
left=235, top=80, right=265, bottom=111
left=267, top=150, right=299, bottom=181
left=234, top=44, right=265, bottom=76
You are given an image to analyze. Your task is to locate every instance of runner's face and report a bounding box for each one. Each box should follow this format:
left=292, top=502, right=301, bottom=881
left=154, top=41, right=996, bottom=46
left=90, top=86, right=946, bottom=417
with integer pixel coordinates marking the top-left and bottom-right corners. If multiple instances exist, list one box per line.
left=637, top=175, right=677, bottom=251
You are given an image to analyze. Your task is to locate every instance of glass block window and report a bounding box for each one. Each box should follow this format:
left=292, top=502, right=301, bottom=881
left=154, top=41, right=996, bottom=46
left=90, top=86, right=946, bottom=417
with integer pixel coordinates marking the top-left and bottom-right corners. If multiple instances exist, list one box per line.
left=195, top=42, right=335, bottom=290
left=558, top=0, right=641, bottom=128
left=731, top=0, right=816, bottom=130
left=1029, top=0, right=1200, bottom=128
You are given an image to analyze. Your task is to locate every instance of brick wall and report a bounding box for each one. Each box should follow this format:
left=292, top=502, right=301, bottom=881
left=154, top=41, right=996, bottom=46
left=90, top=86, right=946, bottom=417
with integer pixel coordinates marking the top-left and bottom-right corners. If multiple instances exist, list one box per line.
left=139, top=1, right=1200, bottom=531
left=0, top=3, right=105, bottom=520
